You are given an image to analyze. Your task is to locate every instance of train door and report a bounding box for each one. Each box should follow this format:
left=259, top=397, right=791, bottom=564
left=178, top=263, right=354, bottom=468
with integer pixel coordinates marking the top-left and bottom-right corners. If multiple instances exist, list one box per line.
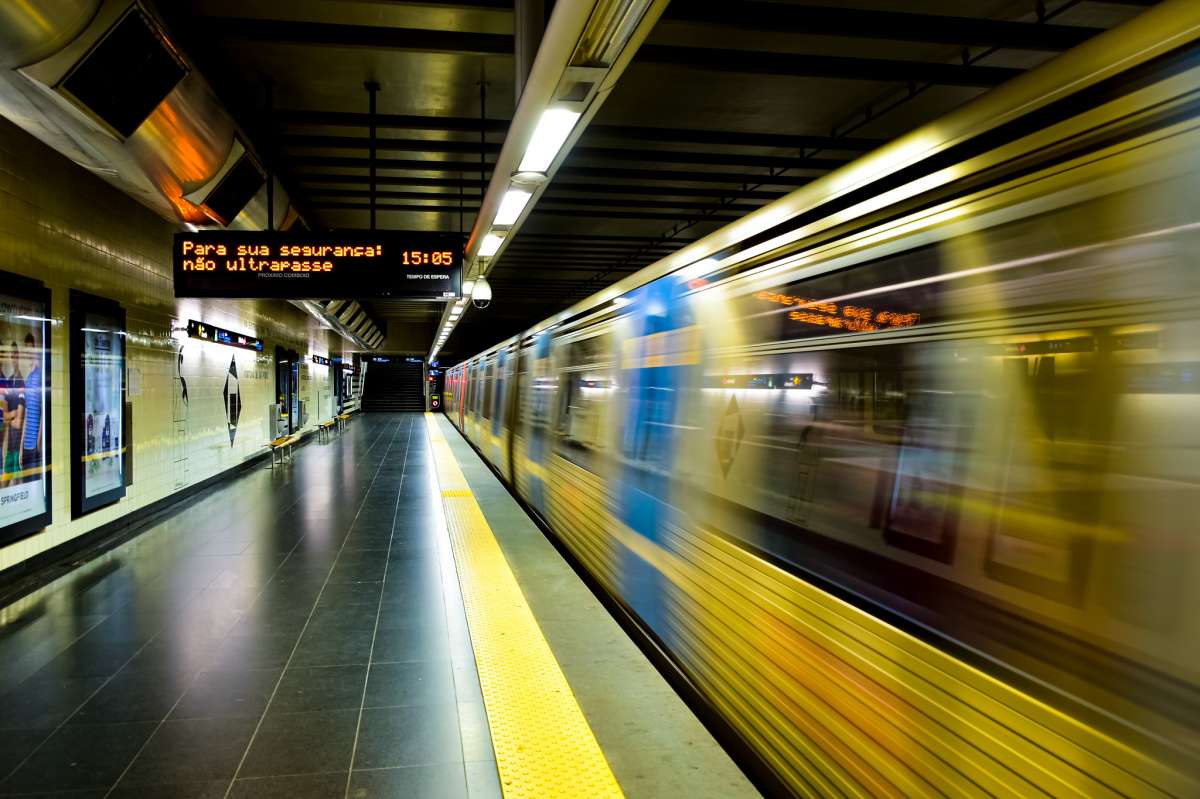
left=505, top=344, right=523, bottom=482
left=492, top=348, right=508, bottom=470
left=613, top=278, right=700, bottom=638
left=524, top=331, right=554, bottom=513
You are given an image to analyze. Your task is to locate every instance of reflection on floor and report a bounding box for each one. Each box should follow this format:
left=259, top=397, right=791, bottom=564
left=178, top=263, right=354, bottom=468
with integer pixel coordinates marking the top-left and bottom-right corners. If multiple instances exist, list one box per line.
left=0, top=414, right=500, bottom=799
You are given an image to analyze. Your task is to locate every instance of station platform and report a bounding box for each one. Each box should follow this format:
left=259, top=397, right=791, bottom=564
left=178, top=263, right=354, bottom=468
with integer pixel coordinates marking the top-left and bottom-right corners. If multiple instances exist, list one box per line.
left=0, top=413, right=756, bottom=798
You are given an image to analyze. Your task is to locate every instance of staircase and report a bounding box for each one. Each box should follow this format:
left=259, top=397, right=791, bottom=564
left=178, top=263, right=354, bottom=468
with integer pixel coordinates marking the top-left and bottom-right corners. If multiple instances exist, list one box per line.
left=362, top=361, right=426, bottom=412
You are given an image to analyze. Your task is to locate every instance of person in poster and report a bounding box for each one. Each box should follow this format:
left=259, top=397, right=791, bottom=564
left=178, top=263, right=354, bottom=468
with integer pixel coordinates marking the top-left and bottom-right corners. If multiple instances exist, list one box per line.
left=1, top=342, right=24, bottom=486
left=81, top=318, right=123, bottom=497
left=21, top=332, right=44, bottom=481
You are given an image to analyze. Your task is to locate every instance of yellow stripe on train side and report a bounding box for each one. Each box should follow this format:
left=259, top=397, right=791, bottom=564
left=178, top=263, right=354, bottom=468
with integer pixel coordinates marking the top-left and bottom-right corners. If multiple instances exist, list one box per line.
left=596, top=518, right=1196, bottom=798
left=424, top=414, right=623, bottom=799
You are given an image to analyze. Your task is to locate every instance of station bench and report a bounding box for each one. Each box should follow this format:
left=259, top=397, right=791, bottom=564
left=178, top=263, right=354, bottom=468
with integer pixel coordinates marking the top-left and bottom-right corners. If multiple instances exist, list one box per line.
left=318, top=419, right=336, bottom=441
left=336, top=413, right=351, bottom=432
left=266, top=434, right=301, bottom=466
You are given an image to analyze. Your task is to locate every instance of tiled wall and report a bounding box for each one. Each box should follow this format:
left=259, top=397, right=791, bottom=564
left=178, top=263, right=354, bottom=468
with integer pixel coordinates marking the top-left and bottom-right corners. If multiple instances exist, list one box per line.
left=0, top=117, right=349, bottom=572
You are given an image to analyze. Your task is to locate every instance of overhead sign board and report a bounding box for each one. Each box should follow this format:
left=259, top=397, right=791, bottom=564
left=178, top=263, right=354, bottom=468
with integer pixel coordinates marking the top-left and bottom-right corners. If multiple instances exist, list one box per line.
left=173, top=231, right=462, bottom=299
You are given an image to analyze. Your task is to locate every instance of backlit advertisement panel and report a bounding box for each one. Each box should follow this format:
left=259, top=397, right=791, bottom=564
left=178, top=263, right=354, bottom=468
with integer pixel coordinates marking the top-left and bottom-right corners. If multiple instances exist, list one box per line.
left=0, top=274, right=52, bottom=543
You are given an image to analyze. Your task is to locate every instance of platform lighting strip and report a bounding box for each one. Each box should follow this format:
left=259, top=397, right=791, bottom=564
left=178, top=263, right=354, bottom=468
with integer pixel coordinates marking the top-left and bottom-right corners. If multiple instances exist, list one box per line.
left=424, top=414, right=623, bottom=797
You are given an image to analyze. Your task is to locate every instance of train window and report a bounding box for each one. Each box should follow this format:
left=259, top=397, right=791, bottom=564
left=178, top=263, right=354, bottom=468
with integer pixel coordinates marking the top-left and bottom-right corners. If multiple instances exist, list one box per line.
left=512, top=342, right=531, bottom=436
left=552, top=333, right=613, bottom=472
left=482, top=361, right=495, bottom=420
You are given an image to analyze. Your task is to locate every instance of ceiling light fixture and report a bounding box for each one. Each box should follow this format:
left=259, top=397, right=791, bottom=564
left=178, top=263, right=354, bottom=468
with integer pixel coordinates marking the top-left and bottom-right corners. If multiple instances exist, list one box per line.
left=494, top=189, right=532, bottom=226
left=479, top=232, right=504, bottom=257
left=517, top=107, right=581, bottom=174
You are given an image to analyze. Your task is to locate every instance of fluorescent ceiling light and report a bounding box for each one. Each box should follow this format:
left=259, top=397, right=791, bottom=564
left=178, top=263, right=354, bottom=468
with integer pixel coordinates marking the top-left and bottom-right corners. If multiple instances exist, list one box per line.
left=518, top=108, right=581, bottom=174
left=479, top=232, right=504, bottom=257
left=494, top=189, right=532, bottom=226
left=461, top=279, right=475, bottom=296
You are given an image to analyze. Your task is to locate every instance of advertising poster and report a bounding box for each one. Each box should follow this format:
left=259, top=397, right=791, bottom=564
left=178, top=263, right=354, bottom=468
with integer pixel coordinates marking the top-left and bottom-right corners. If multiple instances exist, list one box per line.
left=0, top=275, right=52, bottom=543
left=71, top=292, right=126, bottom=516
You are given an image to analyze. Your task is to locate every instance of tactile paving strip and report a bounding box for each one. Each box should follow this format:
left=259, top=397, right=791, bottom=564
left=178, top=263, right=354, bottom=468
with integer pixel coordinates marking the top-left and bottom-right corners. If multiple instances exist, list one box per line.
left=425, top=414, right=624, bottom=799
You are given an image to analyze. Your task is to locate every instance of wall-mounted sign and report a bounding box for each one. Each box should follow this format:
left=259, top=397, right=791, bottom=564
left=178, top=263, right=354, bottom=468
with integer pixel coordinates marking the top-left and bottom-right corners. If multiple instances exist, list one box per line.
left=71, top=291, right=126, bottom=518
left=173, top=231, right=462, bottom=299
left=311, top=355, right=331, bottom=366
left=187, top=319, right=263, bottom=351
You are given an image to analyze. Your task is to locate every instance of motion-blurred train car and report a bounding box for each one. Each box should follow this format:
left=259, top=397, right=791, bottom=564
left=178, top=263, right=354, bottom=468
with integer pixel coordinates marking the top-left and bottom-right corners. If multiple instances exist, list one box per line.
left=446, top=2, right=1200, bottom=795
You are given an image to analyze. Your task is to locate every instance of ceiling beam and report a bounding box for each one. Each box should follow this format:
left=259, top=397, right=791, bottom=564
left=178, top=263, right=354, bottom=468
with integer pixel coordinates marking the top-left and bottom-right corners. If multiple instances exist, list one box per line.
left=287, top=156, right=815, bottom=187
left=559, top=165, right=816, bottom=187
left=587, top=123, right=885, bottom=152
left=284, top=133, right=846, bottom=171
left=569, top=146, right=849, bottom=171
left=662, top=3, right=1100, bottom=50
left=312, top=201, right=742, bottom=222
left=308, top=187, right=764, bottom=214
left=297, top=172, right=785, bottom=200
left=189, top=18, right=512, bottom=55
left=517, top=232, right=700, bottom=244
left=190, top=20, right=1019, bottom=87
left=286, top=155, right=494, bottom=173
left=283, top=134, right=502, bottom=156
left=638, top=45, right=1024, bottom=88
left=276, top=109, right=886, bottom=151
left=298, top=174, right=487, bottom=189
left=278, top=110, right=509, bottom=135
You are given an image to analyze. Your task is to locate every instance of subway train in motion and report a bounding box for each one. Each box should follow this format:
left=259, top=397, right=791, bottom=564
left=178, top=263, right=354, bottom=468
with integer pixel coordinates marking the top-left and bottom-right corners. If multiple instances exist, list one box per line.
left=446, top=2, right=1200, bottom=796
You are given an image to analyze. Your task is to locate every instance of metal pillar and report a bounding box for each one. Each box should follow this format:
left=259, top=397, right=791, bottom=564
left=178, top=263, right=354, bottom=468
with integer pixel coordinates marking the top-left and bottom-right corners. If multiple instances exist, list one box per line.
left=514, top=0, right=545, bottom=103
left=365, top=80, right=380, bottom=230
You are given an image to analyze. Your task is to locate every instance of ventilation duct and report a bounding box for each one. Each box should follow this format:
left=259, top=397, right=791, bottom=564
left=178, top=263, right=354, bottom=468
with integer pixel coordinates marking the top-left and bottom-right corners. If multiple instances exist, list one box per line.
left=22, top=4, right=188, bottom=139
left=182, top=136, right=266, bottom=227
left=292, top=300, right=385, bottom=352
left=0, top=0, right=300, bottom=231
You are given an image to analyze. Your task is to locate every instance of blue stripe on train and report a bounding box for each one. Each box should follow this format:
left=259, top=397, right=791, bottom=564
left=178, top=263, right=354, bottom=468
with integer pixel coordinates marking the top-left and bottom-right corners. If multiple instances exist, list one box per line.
left=615, top=278, right=697, bottom=641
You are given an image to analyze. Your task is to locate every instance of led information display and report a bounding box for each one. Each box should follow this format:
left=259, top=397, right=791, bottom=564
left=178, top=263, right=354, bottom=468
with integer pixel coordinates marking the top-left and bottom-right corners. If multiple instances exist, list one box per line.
left=173, top=231, right=462, bottom=299
left=187, top=320, right=263, bottom=352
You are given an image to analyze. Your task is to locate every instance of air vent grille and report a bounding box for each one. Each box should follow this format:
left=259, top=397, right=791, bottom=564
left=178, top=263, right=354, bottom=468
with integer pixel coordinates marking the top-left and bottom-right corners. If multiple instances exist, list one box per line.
left=203, top=153, right=266, bottom=226
left=60, top=7, right=188, bottom=139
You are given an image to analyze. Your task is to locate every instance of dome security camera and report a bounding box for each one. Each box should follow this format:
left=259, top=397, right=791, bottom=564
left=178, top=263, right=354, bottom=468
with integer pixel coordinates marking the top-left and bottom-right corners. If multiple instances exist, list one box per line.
left=471, top=276, right=492, bottom=309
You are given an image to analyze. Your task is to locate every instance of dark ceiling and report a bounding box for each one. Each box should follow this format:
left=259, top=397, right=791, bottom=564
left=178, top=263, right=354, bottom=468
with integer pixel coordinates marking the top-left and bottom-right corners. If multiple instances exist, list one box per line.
left=159, top=0, right=1152, bottom=361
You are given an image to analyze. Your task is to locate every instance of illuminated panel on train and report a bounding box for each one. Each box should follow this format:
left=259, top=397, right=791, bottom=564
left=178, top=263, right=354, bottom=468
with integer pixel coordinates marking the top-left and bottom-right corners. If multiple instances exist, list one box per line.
left=755, top=290, right=919, bottom=331
left=173, top=231, right=462, bottom=299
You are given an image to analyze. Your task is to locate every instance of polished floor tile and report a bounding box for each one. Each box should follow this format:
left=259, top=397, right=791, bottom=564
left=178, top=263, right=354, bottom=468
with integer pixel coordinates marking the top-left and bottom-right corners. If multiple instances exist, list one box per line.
left=0, top=674, right=106, bottom=731
left=1, top=721, right=156, bottom=792
left=239, top=708, right=359, bottom=778
left=349, top=763, right=469, bottom=799
left=70, top=668, right=188, bottom=724
left=171, top=668, right=282, bottom=721
left=229, top=772, right=348, bottom=798
left=0, top=415, right=491, bottom=798
left=272, top=665, right=366, bottom=713
left=352, top=705, right=462, bottom=770
left=363, top=661, right=455, bottom=709
left=118, top=717, right=257, bottom=786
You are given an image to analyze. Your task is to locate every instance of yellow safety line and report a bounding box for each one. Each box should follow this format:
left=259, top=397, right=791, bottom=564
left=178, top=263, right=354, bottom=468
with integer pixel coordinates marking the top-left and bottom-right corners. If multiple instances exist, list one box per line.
left=424, top=413, right=623, bottom=799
